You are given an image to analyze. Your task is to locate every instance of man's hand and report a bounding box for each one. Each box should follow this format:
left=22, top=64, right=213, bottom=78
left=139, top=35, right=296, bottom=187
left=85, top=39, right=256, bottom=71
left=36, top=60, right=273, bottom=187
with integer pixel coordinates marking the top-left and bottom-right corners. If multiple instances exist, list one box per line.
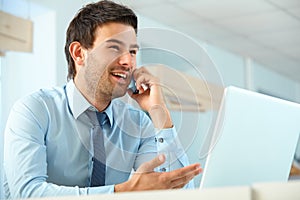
left=114, top=155, right=202, bottom=192
left=128, top=67, right=173, bottom=129
left=128, top=67, right=164, bottom=111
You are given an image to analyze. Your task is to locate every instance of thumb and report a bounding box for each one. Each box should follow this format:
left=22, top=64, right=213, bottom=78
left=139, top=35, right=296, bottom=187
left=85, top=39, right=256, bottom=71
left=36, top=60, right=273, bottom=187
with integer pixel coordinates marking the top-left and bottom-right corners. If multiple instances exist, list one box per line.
left=127, top=89, right=139, bottom=100
left=136, top=154, right=165, bottom=173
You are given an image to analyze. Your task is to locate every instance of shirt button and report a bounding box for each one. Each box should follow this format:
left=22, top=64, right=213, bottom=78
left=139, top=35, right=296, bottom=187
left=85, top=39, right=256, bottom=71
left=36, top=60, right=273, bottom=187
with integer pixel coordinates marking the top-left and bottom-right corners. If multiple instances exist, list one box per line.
left=161, top=167, right=166, bottom=172
left=158, top=138, right=164, bottom=143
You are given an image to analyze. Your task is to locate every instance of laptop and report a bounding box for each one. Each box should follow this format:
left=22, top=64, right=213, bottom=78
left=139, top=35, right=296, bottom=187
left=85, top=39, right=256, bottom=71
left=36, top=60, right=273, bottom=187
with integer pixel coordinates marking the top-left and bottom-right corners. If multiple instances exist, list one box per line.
left=199, top=86, right=300, bottom=189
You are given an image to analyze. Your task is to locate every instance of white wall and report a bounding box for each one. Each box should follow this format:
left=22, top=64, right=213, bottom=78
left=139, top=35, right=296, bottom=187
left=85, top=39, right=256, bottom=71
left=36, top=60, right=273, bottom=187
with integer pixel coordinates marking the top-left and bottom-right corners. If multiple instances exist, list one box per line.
left=252, top=62, right=300, bottom=102
left=1, top=7, right=56, bottom=131
left=0, top=58, right=3, bottom=199
left=50, top=1, right=83, bottom=86
left=0, top=1, right=56, bottom=198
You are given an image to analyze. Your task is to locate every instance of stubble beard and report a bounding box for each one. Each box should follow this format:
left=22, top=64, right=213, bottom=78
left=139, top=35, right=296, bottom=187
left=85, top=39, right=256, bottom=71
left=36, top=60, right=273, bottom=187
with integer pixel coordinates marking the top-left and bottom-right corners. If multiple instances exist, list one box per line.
left=85, top=66, right=127, bottom=104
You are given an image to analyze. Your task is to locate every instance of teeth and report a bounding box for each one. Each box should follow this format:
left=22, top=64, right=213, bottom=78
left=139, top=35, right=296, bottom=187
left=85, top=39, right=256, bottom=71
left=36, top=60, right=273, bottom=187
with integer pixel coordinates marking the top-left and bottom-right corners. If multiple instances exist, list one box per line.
left=112, top=73, right=127, bottom=79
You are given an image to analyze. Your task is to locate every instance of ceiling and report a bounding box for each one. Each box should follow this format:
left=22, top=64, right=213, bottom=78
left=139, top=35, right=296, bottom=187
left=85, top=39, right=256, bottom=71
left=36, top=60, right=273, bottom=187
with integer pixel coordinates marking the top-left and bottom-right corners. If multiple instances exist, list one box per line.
left=26, top=0, right=300, bottom=82
left=117, top=0, right=300, bottom=82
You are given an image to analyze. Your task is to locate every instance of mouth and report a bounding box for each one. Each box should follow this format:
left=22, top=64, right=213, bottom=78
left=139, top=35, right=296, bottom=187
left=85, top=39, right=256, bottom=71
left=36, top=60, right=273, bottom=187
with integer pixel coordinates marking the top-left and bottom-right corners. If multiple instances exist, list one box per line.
left=110, top=71, right=130, bottom=84
left=111, top=72, right=127, bottom=79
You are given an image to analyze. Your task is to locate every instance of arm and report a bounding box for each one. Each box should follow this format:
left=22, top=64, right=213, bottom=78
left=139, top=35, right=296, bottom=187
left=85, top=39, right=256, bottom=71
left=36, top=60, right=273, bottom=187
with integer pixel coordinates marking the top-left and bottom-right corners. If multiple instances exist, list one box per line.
left=129, top=67, right=196, bottom=173
left=128, top=67, right=172, bottom=129
left=120, top=67, right=201, bottom=192
left=3, top=96, right=114, bottom=198
left=155, top=127, right=196, bottom=189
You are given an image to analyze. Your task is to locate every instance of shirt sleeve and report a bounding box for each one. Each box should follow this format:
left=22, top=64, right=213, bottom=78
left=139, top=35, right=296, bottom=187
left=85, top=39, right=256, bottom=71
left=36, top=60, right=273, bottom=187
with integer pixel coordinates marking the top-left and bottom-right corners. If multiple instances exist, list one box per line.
left=3, top=96, right=115, bottom=198
left=155, top=127, right=195, bottom=189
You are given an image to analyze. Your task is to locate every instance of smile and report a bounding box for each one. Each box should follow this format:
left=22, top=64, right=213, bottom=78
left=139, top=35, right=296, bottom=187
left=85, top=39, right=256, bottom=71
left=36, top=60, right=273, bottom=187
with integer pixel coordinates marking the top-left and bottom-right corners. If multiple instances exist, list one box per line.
left=111, top=72, right=127, bottom=79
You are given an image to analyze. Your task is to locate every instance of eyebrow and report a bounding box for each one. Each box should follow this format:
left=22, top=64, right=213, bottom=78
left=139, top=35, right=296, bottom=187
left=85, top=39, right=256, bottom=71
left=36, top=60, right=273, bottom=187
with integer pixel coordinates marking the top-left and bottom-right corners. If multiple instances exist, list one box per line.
left=106, top=39, right=140, bottom=49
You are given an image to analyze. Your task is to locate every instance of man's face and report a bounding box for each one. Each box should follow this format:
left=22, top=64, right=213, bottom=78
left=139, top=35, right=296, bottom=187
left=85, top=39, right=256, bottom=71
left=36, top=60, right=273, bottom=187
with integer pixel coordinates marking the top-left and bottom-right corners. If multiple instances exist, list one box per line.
left=79, top=22, right=138, bottom=102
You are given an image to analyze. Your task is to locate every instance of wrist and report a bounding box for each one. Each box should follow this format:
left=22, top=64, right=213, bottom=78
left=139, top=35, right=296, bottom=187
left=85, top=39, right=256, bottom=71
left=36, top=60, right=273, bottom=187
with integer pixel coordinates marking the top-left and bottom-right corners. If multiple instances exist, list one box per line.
left=114, top=181, right=131, bottom=193
left=148, top=104, right=173, bottom=129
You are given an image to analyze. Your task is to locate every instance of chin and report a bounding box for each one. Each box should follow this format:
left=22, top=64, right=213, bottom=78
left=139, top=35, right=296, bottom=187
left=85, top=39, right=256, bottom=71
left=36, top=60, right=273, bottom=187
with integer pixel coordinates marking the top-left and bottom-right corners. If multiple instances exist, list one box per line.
left=111, top=87, right=127, bottom=99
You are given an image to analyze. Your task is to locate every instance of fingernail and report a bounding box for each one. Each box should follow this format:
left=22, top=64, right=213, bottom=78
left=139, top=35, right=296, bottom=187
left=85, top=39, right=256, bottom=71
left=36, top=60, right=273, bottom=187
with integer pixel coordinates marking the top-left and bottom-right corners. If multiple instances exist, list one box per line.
left=158, top=154, right=165, bottom=162
left=141, top=83, right=148, bottom=91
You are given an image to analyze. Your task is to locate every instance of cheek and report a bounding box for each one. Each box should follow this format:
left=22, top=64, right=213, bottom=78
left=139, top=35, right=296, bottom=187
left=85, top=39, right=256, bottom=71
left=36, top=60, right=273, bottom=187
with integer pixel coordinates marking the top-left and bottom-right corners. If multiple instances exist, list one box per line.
left=85, top=62, right=105, bottom=85
left=87, top=58, right=108, bottom=75
left=101, top=51, right=122, bottom=65
left=131, top=59, right=137, bottom=68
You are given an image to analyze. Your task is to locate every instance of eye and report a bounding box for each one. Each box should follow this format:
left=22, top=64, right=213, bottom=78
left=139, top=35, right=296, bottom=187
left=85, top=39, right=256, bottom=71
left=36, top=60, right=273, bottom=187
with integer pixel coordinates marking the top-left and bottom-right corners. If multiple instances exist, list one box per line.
left=109, top=45, right=120, bottom=51
left=130, top=49, right=137, bottom=56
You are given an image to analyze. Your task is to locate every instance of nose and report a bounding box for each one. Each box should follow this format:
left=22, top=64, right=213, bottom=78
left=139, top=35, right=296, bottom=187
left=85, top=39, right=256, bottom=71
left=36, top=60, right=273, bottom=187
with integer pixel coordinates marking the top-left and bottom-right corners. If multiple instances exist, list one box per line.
left=118, top=52, right=135, bottom=70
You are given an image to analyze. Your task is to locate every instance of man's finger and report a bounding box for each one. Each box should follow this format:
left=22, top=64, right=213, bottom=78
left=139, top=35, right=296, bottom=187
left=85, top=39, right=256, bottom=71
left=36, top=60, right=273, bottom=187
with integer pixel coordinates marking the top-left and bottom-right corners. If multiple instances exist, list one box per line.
left=132, top=67, right=149, bottom=80
left=170, top=167, right=202, bottom=188
left=136, top=154, right=165, bottom=173
left=168, top=163, right=201, bottom=180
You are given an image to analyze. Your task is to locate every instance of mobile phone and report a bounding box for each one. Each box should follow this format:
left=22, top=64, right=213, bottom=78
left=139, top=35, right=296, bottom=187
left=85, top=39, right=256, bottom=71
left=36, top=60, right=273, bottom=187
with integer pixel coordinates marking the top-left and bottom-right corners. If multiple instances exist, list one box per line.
left=128, top=77, right=139, bottom=94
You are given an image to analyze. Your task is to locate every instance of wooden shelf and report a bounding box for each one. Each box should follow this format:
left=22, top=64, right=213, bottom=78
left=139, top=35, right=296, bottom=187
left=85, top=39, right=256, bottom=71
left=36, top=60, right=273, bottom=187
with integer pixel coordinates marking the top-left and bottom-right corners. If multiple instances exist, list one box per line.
left=0, top=11, right=33, bottom=53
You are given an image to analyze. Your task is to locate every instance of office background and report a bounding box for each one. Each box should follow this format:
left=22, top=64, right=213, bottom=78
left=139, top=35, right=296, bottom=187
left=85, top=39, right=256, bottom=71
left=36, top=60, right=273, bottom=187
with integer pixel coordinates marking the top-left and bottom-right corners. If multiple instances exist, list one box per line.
left=1, top=0, right=300, bottom=197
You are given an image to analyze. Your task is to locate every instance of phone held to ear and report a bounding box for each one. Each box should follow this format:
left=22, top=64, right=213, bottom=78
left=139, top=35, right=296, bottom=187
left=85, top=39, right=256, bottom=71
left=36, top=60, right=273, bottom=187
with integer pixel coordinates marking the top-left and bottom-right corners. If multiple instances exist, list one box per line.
left=128, top=78, right=139, bottom=94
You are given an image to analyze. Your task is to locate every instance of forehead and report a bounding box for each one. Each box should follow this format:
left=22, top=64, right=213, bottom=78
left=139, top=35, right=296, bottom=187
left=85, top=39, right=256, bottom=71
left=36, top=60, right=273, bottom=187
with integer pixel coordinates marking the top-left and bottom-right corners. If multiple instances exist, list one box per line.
left=93, top=22, right=137, bottom=47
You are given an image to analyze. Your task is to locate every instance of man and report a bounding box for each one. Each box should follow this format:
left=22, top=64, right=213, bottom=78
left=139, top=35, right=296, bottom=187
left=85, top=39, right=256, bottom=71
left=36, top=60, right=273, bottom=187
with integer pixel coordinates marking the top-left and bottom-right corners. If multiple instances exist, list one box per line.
left=3, top=0, right=201, bottom=198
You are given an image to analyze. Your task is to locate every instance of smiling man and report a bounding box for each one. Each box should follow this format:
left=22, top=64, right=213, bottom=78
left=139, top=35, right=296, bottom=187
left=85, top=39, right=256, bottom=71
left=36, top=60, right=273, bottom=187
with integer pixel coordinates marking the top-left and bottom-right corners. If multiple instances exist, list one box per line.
left=3, top=0, right=201, bottom=198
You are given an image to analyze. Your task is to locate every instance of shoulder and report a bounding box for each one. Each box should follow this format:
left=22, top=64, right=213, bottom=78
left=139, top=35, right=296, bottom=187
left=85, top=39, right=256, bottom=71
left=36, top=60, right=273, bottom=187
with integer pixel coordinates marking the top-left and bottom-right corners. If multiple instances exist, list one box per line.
left=11, top=86, right=67, bottom=119
left=16, top=86, right=65, bottom=105
left=7, top=86, right=68, bottom=132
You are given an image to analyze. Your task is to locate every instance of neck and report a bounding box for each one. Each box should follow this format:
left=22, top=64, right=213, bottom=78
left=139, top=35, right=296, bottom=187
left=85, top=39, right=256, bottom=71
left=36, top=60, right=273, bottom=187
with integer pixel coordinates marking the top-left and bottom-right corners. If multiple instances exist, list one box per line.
left=73, top=77, right=111, bottom=112
left=92, top=96, right=111, bottom=112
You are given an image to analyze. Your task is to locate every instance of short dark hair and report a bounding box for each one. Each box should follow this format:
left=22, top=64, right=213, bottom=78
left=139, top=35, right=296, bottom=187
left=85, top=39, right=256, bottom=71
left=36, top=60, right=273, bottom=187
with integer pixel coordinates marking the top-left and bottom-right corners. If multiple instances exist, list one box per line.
left=65, top=0, right=138, bottom=80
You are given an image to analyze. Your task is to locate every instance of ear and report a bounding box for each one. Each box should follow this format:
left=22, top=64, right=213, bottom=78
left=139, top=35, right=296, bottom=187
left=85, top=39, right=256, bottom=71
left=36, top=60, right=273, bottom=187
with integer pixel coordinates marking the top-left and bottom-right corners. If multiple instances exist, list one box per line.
left=69, top=41, right=85, bottom=66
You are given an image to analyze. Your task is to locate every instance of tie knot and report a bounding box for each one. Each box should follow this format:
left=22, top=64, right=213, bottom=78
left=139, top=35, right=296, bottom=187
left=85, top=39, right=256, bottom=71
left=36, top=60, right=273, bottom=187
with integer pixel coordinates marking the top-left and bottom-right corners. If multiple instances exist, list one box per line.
left=96, top=112, right=107, bottom=126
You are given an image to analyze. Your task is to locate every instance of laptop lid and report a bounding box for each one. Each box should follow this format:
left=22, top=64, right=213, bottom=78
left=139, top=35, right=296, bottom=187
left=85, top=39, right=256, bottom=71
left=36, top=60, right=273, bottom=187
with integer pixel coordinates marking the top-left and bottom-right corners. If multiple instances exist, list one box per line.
left=200, top=86, right=300, bottom=189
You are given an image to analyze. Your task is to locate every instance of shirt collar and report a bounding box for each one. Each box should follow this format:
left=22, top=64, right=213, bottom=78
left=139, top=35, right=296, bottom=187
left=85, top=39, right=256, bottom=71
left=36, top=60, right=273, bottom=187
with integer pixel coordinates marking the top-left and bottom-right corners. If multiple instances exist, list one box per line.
left=66, top=80, right=113, bottom=127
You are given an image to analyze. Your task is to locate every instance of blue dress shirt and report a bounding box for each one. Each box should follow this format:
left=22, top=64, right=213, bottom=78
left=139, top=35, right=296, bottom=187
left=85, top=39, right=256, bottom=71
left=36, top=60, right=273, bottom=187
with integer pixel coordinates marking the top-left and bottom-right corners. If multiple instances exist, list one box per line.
left=3, top=80, right=193, bottom=198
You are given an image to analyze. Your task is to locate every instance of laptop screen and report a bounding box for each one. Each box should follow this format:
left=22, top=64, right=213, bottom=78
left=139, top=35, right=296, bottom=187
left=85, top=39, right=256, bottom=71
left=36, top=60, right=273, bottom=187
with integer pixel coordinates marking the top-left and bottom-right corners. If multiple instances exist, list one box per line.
left=200, top=86, right=300, bottom=189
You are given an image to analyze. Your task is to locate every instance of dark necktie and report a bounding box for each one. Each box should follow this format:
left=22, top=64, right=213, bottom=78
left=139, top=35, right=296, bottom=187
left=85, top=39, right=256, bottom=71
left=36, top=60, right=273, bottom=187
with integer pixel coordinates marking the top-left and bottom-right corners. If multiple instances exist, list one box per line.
left=91, top=112, right=107, bottom=186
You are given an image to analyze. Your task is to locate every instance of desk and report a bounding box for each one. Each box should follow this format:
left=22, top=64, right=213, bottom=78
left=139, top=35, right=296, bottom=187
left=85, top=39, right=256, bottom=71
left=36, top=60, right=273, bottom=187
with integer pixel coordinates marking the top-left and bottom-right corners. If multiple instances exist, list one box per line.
left=29, top=181, right=300, bottom=200
left=252, top=180, right=300, bottom=200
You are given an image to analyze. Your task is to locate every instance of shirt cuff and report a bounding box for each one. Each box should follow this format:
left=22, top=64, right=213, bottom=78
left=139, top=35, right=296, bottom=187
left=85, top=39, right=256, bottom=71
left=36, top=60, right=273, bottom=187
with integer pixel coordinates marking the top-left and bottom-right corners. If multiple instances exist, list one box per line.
left=155, top=126, right=183, bottom=153
left=155, top=127, right=189, bottom=168
left=87, top=185, right=115, bottom=194
left=155, top=127, right=194, bottom=189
